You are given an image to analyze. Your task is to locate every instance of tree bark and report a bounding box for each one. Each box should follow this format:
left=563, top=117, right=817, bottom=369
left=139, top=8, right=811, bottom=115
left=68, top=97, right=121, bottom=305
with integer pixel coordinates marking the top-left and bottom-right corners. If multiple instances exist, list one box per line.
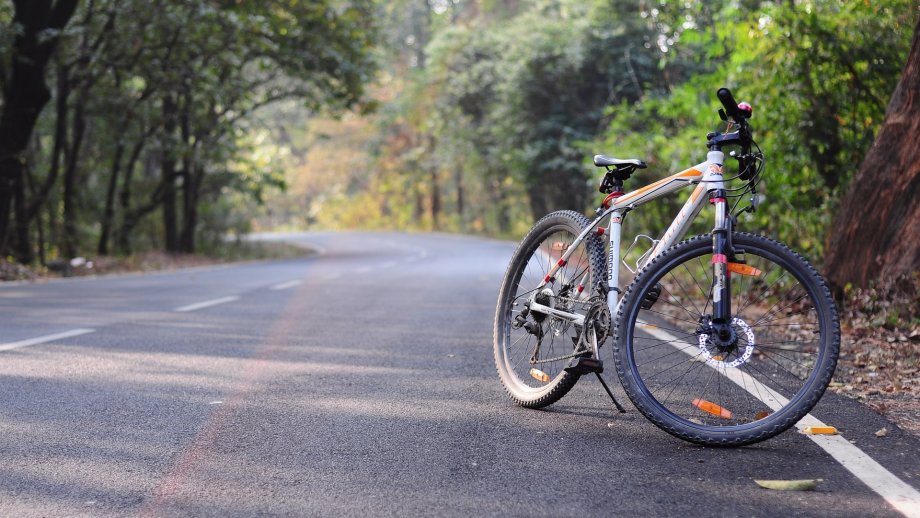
left=161, top=95, right=180, bottom=254
left=115, top=138, right=151, bottom=254
left=0, top=0, right=79, bottom=260
left=179, top=166, right=200, bottom=254
left=178, top=91, right=196, bottom=254
left=98, top=134, right=125, bottom=256
left=430, top=169, right=440, bottom=231
left=61, top=82, right=88, bottom=259
left=824, top=16, right=920, bottom=293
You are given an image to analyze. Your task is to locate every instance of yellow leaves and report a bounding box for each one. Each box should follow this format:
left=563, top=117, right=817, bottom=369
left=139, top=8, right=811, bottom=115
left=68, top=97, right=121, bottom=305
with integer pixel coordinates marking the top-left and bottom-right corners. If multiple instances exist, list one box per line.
left=801, top=426, right=838, bottom=435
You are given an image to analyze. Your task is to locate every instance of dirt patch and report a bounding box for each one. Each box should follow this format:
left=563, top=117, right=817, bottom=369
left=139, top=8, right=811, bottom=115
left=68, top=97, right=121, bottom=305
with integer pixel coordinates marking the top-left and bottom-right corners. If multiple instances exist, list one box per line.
left=832, top=275, right=920, bottom=437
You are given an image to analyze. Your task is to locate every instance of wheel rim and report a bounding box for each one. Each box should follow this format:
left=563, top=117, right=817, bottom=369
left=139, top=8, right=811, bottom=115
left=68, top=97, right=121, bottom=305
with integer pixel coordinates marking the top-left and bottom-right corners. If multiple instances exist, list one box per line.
left=625, top=239, right=829, bottom=433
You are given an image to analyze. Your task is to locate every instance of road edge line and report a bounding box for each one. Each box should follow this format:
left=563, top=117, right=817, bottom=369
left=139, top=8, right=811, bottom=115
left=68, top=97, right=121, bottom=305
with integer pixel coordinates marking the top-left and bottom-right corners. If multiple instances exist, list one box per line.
left=642, top=325, right=920, bottom=517
left=0, top=328, right=96, bottom=352
left=174, top=296, right=240, bottom=313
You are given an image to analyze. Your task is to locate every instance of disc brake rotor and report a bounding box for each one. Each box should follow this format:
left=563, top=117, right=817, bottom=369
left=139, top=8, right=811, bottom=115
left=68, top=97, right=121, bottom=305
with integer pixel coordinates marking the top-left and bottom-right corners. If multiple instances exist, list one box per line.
left=698, top=317, right=755, bottom=368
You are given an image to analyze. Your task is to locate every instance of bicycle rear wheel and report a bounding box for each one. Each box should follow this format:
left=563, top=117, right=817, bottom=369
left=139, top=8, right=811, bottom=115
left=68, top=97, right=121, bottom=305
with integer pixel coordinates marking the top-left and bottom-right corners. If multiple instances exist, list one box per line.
left=613, top=232, right=839, bottom=446
left=494, top=210, right=606, bottom=408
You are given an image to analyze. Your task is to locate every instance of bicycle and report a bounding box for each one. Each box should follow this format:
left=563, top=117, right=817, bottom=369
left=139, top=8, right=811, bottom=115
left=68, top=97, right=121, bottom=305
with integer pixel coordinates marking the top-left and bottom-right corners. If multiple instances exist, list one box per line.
left=493, top=87, right=840, bottom=446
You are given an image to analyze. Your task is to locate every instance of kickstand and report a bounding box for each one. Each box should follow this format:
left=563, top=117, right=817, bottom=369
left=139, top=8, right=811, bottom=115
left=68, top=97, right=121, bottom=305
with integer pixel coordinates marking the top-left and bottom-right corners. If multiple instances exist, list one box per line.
left=595, top=372, right=626, bottom=413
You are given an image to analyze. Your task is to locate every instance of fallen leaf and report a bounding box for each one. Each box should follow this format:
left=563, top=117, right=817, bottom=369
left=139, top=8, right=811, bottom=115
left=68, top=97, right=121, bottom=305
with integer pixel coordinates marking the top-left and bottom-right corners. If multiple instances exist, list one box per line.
left=875, top=427, right=888, bottom=437
left=801, top=426, right=838, bottom=435
left=754, top=479, right=822, bottom=491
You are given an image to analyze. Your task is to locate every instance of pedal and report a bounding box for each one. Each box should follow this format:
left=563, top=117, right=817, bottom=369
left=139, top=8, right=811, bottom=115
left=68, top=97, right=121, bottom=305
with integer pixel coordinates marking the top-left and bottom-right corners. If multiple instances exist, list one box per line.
left=565, top=357, right=604, bottom=375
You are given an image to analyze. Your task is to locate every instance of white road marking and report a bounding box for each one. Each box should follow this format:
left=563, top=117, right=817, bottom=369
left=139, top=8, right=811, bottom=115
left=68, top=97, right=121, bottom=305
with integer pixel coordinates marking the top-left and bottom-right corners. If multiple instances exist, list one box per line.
left=641, top=324, right=920, bottom=517
left=0, top=328, right=95, bottom=352
left=174, top=296, right=240, bottom=313
left=270, top=280, right=303, bottom=291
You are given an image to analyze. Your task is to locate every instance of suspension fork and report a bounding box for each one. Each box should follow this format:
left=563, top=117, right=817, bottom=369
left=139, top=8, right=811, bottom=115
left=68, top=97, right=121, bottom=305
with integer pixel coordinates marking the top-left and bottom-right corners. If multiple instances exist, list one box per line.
left=710, top=186, right=733, bottom=327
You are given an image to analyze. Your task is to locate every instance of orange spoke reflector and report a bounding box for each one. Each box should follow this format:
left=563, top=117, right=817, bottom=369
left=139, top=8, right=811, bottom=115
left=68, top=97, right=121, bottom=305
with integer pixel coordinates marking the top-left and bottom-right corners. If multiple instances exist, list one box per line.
left=801, top=425, right=838, bottom=435
left=711, top=355, right=724, bottom=361
left=754, top=411, right=771, bottom=420
left=638, top=323, right=657, bottom=329
left=693, top=398, right=733, bottom=419
left=727, top=263, right=762, bottom=276
left=530, top=368, right=550, bottom=383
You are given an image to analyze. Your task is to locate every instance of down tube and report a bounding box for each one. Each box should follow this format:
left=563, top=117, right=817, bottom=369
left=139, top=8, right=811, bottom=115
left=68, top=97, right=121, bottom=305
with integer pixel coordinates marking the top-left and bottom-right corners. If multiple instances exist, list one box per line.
left=642, top=183, right=708, bottom=268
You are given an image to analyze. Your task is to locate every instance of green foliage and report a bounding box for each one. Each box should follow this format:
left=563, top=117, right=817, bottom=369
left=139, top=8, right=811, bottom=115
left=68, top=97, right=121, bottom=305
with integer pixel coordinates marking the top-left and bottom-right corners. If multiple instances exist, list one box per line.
left=3, top=0, right=913, bottom=266
left=0, top=0, right=379, bottom=261
left=598, top=0, right=915, bottom=259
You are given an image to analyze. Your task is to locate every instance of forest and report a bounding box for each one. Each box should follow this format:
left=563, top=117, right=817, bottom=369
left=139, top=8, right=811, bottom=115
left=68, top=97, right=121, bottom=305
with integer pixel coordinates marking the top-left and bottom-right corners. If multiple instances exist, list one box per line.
left=0, top=0, right=918, bottom=293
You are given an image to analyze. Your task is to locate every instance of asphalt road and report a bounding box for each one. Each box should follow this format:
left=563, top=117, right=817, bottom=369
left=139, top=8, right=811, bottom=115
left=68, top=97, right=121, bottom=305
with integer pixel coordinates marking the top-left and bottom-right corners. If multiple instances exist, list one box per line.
left=1, top=231, right=918, bottom=517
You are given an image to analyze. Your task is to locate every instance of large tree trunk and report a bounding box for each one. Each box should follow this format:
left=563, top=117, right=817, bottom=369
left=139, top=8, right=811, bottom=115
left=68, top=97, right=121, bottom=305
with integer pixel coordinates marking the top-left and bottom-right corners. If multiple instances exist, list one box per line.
left=0, top=0, right=79, bottom=260
left=824, top=16, right=920, bottom=293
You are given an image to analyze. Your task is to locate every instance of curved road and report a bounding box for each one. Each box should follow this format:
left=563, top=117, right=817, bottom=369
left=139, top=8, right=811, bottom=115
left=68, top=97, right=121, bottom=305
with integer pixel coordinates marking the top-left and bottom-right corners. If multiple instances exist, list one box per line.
left=0, top=231, right=918, bottom=517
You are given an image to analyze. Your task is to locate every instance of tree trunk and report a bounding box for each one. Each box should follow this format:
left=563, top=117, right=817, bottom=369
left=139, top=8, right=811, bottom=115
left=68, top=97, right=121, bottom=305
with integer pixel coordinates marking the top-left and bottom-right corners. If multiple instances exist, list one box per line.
left=430, top=168, right=440, bottom=230
left=824, top=16, right=920, bottom=293
left=0, top=0, right=79, bottom=259
left=454, top=165, right=464, bottom=220
left=178, top=94, right=196, bottom=254
left=161, top=95, right=179, bottom=254
left=61, top=84, right=88, bottom=259
left=98, top=137, right=125, bottom=256
left=116, top=137, right=148, bottom=254
left=179, top=167, right=199, bottom=254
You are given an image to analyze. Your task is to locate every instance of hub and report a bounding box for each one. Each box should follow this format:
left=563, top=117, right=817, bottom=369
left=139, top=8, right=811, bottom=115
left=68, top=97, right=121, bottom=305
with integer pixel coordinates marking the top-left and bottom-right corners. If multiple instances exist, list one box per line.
left=697, top=317, right=755, bottom=368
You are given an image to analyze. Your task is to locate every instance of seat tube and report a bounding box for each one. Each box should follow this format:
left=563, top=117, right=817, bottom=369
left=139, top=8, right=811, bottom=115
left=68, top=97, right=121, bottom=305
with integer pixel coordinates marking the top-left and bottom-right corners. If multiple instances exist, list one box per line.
left=706, top=151, right=732, bottom=323
left=606, top=210, right=624, bottom=316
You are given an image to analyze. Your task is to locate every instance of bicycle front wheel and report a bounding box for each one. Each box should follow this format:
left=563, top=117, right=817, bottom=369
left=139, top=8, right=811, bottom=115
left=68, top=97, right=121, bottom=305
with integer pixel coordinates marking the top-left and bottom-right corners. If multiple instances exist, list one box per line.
left=613, top=232, right=839, bottom=446
left=494, top=210, right=606, bottom=408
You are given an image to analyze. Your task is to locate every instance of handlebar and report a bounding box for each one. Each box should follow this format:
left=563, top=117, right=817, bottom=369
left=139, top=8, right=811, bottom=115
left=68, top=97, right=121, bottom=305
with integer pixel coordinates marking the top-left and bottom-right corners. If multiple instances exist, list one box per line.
left=717, top=87, right=752, bottom=121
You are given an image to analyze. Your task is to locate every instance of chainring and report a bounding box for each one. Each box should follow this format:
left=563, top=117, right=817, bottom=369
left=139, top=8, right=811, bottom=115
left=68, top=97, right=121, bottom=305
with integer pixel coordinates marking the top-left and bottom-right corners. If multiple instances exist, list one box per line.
left=579, top=297, right=612, bottom=349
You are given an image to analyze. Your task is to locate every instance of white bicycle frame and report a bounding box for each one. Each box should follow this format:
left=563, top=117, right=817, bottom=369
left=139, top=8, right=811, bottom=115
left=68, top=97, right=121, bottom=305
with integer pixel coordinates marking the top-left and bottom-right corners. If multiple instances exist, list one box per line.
left=527, top=149, right=729, bottom=348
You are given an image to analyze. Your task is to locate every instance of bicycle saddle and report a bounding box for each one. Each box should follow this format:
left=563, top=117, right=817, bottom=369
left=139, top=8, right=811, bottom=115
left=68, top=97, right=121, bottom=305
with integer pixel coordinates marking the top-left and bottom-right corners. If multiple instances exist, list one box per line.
left=593, top=155, right=648, bottom=169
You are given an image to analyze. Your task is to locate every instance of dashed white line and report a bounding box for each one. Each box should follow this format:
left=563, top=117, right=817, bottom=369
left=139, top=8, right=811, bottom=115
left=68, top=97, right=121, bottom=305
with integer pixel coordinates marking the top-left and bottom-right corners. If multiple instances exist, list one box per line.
left=270, top=280, right=303, bottom=291
left=0, top=328, right=95, bottom=352
left=641, top=324, right=920, bottom=517
left=174, top=296, right=240, bottom=313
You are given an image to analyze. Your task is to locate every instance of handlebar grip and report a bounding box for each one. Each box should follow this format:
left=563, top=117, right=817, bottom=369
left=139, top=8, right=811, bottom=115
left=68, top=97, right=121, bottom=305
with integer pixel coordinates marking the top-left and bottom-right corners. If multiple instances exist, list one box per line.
left=717, top=88, right=741, bottom=119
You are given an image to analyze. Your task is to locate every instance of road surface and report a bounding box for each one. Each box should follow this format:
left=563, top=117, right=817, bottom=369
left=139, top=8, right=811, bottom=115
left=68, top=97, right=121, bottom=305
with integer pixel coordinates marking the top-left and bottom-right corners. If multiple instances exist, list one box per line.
left=0, top=231, right=918, bottom=517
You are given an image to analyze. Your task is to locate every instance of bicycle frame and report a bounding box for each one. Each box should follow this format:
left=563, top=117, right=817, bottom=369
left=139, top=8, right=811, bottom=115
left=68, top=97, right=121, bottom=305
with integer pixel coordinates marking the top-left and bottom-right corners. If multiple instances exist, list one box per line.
left=528, top=149, right=729, bottom=336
